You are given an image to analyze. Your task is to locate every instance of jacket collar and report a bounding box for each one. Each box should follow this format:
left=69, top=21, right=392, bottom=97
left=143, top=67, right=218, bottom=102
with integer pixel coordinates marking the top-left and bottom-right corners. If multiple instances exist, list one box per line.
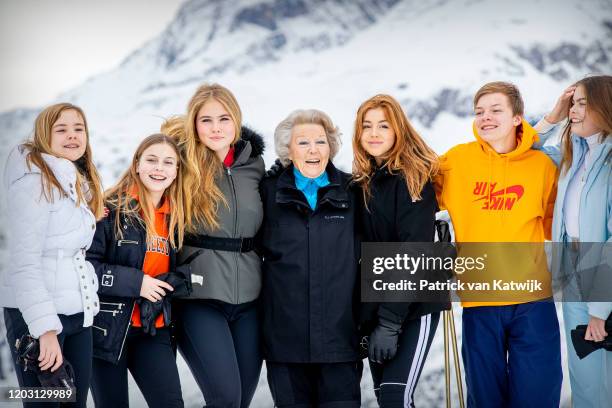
left=231, top=126, right=266, bottom=167
left=293, top=167, right=330, bottom=191
left=275, top=162, right=349, bottom=211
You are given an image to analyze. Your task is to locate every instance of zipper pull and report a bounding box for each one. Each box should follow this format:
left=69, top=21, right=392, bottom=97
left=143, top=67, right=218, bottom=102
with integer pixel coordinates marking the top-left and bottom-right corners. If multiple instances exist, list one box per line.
left=227, top=167, right=232, bottom=176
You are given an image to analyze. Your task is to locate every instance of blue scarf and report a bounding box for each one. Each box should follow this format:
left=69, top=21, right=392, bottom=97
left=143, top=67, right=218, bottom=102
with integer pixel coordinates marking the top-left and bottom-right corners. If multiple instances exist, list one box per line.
left=293, top=167, right=330, bottom=210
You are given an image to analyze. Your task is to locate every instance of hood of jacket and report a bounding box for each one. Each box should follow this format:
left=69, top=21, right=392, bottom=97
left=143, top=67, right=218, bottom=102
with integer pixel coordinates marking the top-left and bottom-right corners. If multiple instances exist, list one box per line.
left=472, top=119, right=538, bottom=160
left=4, top=144, right=78, bottom=194
left=231, top=126, right=265, bottom=167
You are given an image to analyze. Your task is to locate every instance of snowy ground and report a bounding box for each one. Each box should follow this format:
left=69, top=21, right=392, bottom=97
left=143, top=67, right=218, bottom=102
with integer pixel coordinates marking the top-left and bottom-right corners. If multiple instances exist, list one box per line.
left=0, top=302, right=572, bottom=407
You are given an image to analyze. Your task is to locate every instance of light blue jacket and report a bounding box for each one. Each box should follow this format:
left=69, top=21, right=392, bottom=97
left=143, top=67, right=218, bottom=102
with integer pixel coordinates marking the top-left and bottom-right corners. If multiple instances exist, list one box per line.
left=534, top=123, right=612, bottom=319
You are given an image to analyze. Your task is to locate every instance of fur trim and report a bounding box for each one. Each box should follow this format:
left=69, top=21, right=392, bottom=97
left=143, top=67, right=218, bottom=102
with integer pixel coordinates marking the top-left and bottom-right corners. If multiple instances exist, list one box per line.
left=240, top=126, right=265, bottom=158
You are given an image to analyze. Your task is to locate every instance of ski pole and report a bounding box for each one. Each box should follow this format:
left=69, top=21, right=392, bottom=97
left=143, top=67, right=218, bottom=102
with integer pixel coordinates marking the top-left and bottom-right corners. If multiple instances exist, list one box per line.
left=444, top=310, right=451, bottom=408
left=449, top=307, right=465, bottom=408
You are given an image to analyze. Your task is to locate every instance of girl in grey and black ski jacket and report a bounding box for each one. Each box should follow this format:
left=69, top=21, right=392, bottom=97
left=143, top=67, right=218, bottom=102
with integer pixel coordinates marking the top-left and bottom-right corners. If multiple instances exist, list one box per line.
left=177, top=127, right=265, bottom=303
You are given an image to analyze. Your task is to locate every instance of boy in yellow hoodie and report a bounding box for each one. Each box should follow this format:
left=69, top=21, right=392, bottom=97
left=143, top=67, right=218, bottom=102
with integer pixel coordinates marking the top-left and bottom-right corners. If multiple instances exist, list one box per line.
left=435, top=82, right=562, bottom=407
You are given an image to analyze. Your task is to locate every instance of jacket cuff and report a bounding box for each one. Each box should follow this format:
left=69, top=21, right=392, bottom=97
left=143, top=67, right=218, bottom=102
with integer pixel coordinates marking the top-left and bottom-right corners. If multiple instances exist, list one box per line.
left=587, top=302, right=612, bottom=320
left=377, top=305, right=404, bottom=325
left=534, top=117, right=557, bottom=134
left=27, top=313, right=63, bottom=339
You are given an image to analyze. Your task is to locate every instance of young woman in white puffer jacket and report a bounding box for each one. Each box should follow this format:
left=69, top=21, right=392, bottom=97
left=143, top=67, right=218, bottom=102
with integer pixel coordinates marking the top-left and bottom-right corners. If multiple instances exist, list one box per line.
left=1, top=103, right=104, bottom=407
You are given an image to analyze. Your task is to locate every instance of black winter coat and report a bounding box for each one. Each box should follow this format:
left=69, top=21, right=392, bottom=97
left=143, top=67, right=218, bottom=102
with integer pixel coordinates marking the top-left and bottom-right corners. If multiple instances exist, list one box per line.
left=86, top=201, right=190, bottom=363
left=259, top=162, right=360, bottom=363
left=359, top=166, right=450, bottom=334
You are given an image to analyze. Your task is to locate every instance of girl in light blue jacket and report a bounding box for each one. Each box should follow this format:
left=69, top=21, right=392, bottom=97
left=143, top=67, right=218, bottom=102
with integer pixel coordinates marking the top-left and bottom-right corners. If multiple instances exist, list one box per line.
left=534, top=75, right=611, bottom=408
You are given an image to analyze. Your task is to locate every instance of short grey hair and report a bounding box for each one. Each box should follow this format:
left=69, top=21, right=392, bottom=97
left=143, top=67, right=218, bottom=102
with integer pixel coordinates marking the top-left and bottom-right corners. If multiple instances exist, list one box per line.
left=274, top=109, right=342, bottom=166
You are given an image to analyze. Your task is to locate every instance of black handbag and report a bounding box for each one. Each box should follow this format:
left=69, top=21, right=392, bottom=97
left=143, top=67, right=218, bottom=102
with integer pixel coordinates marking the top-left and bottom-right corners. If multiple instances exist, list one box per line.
left=571, top=312, right=612, bottom=359
left=14, top=334, right=75, bottom=389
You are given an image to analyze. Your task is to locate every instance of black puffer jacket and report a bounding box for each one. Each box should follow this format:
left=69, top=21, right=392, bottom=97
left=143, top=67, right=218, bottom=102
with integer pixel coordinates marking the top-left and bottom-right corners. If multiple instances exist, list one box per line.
left=259, top=162, right=360, bottom=363
left=86, top=200, right=190, bottom=363
left=359, top=166, right=450, bottom=335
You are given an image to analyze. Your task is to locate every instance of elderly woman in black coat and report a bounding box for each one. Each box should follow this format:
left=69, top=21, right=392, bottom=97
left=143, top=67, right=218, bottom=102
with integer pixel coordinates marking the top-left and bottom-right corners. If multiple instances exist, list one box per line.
left=259, top=109, right=362, bottom=407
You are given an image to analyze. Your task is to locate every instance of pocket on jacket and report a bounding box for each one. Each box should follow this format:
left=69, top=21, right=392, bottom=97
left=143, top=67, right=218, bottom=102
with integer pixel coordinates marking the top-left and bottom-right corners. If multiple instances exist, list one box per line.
left=92, top=304, right=126, bottom=354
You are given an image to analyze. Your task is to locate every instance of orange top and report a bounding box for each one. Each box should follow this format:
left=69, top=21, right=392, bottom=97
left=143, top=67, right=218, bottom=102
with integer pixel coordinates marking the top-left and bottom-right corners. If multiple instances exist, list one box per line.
left=434, top=120, right=558, bottom=307
left=131, top=195, right=171, bottom=328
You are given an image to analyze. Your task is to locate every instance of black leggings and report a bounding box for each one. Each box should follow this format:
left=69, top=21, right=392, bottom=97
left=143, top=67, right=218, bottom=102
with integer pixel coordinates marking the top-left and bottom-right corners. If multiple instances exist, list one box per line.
left=90, top=327, right=183, bottom=408
left=175, top=299, right=262, bottom=408
left=4, top=307, right=92, bottom=408
left=369, top=313, right=440, bottom=408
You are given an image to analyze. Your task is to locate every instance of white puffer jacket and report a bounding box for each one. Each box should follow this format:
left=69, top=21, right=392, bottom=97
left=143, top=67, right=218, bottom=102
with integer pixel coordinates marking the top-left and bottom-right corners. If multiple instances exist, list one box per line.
left=1, top=145, right=100, bottom=338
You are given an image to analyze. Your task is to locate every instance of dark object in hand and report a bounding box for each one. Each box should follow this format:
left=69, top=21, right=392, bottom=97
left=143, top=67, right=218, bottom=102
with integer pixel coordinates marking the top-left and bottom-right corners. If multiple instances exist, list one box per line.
left=571, top=312, right=612, bottom=359
left=138, top=298, right=167, bottom=336
left=14, top=334, right=75, bottom=389
left=368, top=315, right=403, bottom=363
left=139, top=270, right=192, bottom=336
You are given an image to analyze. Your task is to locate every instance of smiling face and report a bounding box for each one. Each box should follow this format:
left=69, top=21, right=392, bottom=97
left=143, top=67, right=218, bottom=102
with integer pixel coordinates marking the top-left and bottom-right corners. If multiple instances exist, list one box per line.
left=196, top=99, right=236, bottom=160
left=569, top=85, right=603, bottom=137
left=360, top=108, right=396, bottom=165
left=136, top=142, right=178, bottom=197
left=49, top=109, right=87, bottom=161
left=474, top=92, right=521, bottom=151
left=289, top=123, right=330, bottom=178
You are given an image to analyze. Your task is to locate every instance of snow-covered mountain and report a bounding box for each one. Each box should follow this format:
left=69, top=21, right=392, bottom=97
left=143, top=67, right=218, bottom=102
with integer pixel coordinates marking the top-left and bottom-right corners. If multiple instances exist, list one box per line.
left=1, top=0, right=610, bottom=179
left=0, top=0, right=609, bottom=406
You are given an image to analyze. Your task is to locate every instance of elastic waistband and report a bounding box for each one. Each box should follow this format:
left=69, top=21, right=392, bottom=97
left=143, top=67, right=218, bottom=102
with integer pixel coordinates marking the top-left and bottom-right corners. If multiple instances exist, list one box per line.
left=185, top=235, right=255, bottom=253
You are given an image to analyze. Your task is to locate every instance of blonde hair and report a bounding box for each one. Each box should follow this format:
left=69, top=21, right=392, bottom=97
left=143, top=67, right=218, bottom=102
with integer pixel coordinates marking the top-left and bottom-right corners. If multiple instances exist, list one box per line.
left=23, top=103, right=104, bottom=219
left=473, top=81, right=524, bottom=116
left=173, top=83, right=242, bottom=232
left=274, top=109, right=341, bottom=166
left=104, top=134, right=185, bottom=249
left=352, top=94, right=438, bottom=204
left=160, top=115, right=187, bottom=139
left=560, top=75, right=612, bottom=174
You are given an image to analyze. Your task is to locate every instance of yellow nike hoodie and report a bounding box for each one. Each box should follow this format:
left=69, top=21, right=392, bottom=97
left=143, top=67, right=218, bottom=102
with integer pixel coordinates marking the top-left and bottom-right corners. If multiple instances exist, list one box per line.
left=434, top=120, right=558, bottom=306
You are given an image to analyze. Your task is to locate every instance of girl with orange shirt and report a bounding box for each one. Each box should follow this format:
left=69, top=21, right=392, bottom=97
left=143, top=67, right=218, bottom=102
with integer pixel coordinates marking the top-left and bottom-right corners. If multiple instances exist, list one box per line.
left=86, top=134, right=191, bottom=408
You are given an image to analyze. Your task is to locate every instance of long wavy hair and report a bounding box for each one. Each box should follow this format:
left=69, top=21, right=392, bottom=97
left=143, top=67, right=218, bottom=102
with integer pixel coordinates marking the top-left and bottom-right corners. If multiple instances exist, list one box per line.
left=172, top=83, right=242, bottom=232
left=104, top=134, right=185, bottom=249
left=560, top=75, right=612, bottom=174
left=23, top=103, right=104, bottom=219
left=352, top=94, right=439, bottom=205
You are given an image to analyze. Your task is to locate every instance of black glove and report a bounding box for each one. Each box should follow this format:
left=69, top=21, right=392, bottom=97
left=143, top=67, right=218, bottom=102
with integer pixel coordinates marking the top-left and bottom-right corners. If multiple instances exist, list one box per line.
left=138, top=298, right=166, bottom=336
left=265, top=158, right=284, bottom=178
left=161, top=271, right=191, bottom=298
left=139, top=270, right=192, bottom=336
left=368, top=314, right=403, bottom=363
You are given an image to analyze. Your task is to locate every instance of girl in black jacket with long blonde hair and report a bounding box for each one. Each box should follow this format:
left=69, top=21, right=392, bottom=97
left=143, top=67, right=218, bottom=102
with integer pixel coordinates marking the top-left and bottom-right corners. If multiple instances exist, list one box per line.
left=87, top=134, right=190, bottom=408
